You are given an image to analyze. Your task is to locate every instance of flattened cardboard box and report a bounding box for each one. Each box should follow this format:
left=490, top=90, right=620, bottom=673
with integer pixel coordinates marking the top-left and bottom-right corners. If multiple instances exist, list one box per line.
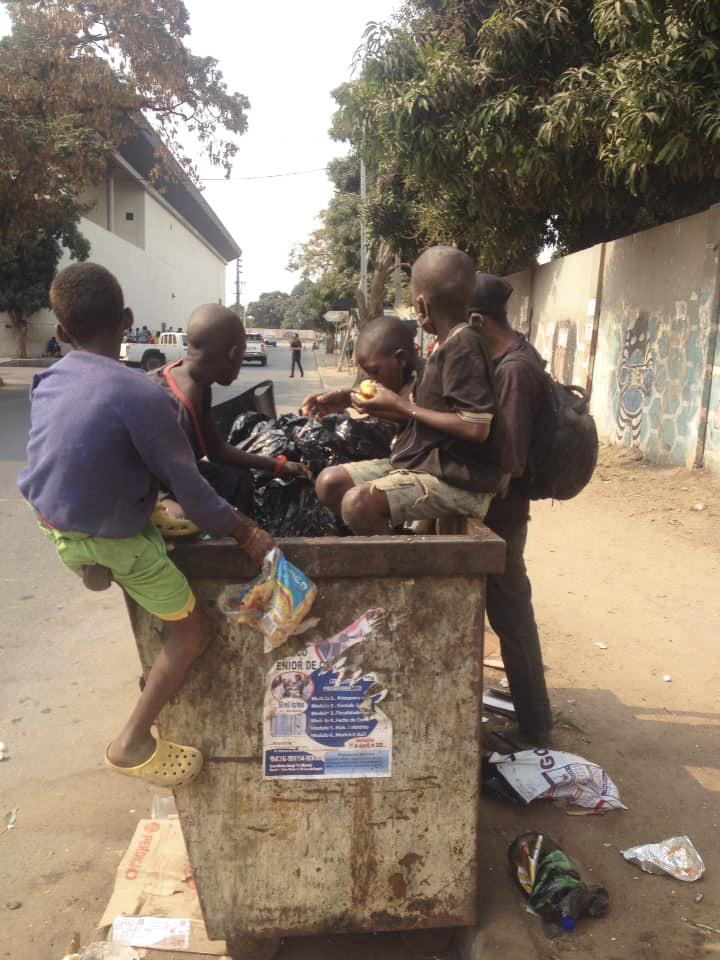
left=99, top=818, right=227, bottom=957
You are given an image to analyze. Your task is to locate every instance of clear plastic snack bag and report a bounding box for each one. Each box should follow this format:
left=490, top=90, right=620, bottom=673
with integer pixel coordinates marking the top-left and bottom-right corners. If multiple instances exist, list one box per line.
left=219, top=547, right=318, bottom=652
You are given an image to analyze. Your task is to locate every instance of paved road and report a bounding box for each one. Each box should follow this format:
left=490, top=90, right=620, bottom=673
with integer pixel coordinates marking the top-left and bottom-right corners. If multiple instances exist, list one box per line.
left=214, top=342, right=321, bottom=413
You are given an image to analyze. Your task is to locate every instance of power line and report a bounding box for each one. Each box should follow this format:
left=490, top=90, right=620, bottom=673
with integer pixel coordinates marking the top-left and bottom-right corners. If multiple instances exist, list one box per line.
left=198, top=166, right=329, bottom=182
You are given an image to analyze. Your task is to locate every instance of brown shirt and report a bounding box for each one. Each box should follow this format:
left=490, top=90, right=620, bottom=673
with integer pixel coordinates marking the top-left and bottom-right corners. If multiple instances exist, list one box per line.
left=484, top=335, right=545, bottom=536
left=390, top=323, right=504, bottom=493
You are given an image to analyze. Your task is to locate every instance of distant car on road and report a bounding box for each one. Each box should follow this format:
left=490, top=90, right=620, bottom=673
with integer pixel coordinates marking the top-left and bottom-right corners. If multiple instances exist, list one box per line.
left=263, top=334, right=277, bottom=347
left=120, top=331, right=187, bottom=370
left=244, top=332, right=267, bottom=366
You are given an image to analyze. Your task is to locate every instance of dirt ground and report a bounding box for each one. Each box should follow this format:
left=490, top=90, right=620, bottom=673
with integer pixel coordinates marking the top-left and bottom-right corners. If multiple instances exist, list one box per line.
left=2, top=441, right=719, bottom=959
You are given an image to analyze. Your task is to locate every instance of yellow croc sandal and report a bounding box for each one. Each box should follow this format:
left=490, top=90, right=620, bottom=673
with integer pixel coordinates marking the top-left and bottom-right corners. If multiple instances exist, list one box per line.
left=104, top=738, right=204, bottom=787
left=151, top=504, right=201, bottom=539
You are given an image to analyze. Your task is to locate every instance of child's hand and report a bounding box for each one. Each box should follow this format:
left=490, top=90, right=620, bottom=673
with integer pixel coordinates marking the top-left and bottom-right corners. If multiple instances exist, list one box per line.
left=302, top=391, right=348, bottom=419
left=233, top=522, right=277, bottom=567
left=282, top=461, right=311, bottom=479
left=352, top=383, right=406, bottom=418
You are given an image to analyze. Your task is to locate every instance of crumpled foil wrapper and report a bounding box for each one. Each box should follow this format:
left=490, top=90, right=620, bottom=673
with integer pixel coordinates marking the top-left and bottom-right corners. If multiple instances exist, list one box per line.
left=621, top=836, right=705, bottom=881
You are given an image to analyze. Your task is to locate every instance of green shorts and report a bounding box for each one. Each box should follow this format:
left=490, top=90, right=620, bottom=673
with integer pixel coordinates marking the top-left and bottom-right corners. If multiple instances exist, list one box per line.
left=342, top=459, right=492, bottom=527
left=39, top=521, right=195, bottom=621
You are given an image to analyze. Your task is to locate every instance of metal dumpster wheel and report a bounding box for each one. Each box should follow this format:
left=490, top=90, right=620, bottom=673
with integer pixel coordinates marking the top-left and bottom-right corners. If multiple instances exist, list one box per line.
left=400, top=928, right=457, bottom=959
left=226, top=934, right=282, bottom=960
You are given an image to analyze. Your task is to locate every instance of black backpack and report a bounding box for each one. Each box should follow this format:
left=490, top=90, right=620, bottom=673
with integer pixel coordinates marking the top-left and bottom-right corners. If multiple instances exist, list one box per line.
left=498, top=352, right=599, bottom=501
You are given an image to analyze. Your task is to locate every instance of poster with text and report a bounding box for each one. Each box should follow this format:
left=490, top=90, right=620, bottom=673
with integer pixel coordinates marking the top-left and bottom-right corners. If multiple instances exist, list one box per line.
left=263, top=609, right=392, bottom=779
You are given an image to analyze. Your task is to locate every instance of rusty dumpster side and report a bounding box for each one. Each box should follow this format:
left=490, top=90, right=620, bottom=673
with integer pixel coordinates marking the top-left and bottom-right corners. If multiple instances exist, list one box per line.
left=126, top=532, right=505, bottom=943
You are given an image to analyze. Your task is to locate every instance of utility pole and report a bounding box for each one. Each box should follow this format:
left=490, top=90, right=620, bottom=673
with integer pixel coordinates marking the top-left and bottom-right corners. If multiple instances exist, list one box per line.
left=234, top=254, right=242, bottom=307
left=360, top=157, right=368, bottom=303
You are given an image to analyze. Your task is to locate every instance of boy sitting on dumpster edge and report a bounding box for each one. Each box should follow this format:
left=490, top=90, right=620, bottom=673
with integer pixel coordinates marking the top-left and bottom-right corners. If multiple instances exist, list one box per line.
left=149, top=303, right=305, bottom=519
left=18, top=262, right=275, bottom=788
left=313, top=246, right=509, bottom=533
left=302, top=312, right=422, bottom=422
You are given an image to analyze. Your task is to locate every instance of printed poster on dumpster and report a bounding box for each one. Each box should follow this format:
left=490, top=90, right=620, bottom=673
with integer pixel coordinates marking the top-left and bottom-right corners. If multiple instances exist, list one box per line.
left=263, top=609, right=392, bottom=779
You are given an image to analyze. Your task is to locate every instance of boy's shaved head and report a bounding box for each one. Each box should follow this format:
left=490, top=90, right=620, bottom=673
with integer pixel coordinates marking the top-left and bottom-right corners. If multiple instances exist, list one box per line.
left=411, top=245, right=476, bottom=312
left=187, top=304, right=246, bottom=354
left=357, top=315, right=414, bottom=357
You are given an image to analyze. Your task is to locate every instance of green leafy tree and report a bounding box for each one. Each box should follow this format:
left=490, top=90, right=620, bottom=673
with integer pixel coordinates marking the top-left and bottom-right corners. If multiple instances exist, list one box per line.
left=0, top=0, right=248, bottom=351
left=246, top=291, right=291, bottom=329
left=288, top=155, right=400, bottom=330
left=0, top=228, right=89, bottom=357
left=283, top=279, right=324, bottom=330
left=334, top=0, right=720, bottom=272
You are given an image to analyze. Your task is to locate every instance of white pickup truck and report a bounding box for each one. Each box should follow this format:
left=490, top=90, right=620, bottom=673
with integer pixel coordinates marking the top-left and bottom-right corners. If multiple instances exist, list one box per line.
left=120, top=332, right=187, bottom=370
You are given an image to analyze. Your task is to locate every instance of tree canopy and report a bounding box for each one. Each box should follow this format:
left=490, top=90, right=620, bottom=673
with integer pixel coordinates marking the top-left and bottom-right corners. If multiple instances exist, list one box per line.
left=0, top=0, right=248, bottom=353
left=246, top=291, right=291, bottom=329
left=333, top=0, right=720, bottom=273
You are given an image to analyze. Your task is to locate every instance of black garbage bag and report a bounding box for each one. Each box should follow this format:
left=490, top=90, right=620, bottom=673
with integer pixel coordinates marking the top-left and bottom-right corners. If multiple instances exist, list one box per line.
left=228, top=411, right=269, bottom=447
left=288, top=420, right=349, bottom=475
left=242, top=427, right=296, bottom=461
left=276, top=413, right=307, bottom=431
left=334, top=415, right=395, bottom=462
left=252, top=477, right=348, bottom=538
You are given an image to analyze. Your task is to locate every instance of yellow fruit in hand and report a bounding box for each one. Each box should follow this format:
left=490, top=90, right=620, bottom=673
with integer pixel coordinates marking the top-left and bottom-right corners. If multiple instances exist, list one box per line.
left=359, top=379, right=377, bottom=398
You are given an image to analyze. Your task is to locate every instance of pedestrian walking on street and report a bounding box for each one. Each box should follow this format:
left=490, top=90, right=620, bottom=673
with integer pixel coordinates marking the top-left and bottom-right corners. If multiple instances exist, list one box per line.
left=290, top=332, right=304, bottom=378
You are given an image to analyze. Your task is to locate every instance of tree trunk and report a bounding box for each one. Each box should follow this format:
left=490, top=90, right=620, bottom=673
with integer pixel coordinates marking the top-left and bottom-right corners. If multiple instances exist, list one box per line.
left=355, top=242, right=396, bottom=330
left=9, top=310, right=28, bottom=359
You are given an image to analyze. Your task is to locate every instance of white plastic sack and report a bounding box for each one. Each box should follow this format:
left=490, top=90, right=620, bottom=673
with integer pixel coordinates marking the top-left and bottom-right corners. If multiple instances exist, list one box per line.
left=489, top=750, right=626, bottom=812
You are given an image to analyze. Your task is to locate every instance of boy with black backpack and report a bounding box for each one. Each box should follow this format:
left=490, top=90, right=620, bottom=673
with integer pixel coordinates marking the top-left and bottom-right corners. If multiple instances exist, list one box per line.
left=470, top=273, right=555, bottom=740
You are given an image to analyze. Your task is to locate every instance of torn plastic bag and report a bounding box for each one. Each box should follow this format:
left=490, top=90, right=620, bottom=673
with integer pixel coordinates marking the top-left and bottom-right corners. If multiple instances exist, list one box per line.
left=334, top=415, right=395, bottom=461
left=489, top=750, right=626, bottom=813
left=228, top=411, right=269, bottom=446
left=219, top=547, right=317, bottom=652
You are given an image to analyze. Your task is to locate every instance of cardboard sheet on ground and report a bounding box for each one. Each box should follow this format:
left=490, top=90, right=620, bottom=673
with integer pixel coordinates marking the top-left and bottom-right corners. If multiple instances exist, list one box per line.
left=489, top=750, right=627, bottom=812
left=99, top=818, right=226, bottom=956
left=263, top=609, right=392, bottom=779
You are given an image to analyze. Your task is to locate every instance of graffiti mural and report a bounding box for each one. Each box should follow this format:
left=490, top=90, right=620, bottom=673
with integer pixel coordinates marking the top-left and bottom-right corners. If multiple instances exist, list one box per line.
left=616, top=312, right=655, bottom=443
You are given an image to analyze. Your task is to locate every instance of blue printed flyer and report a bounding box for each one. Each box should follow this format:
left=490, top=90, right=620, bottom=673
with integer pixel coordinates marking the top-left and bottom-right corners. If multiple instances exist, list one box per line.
left=263, top=609, right=392, bottom=780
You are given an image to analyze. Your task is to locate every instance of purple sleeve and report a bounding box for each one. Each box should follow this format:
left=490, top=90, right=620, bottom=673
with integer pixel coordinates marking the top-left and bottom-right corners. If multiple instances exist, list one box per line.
left=124, top=390, right=240, bottom=537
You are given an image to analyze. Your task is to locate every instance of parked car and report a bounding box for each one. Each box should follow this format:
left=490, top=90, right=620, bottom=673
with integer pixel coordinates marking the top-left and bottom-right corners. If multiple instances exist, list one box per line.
left=263, top=334, right=277, bottom=347
left=120, top=331, right=187, bottom=370
left=244, top=332, right=267, bottom=366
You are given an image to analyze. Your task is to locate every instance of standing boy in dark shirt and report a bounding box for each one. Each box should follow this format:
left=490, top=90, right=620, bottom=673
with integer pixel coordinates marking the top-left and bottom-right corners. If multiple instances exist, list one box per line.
left=316, top=247, right=506, bottom=533
left=19, top=263, right=275, bottom=787
left=470, top=273, right=553, bottom=739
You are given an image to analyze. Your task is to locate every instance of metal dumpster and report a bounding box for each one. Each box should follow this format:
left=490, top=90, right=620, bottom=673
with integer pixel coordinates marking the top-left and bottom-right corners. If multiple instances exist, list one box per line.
left=126, top=530, right=504, bottom=955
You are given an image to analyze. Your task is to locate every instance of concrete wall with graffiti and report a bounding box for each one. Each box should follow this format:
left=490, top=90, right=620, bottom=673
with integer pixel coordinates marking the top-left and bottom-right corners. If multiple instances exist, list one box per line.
left=703, top=332, right=720, bottom=473
left=590, top=210, right=716, bottom=467
left=503, top=205, right=720, bottom=472
left=505, top=269, right=533, bottom=337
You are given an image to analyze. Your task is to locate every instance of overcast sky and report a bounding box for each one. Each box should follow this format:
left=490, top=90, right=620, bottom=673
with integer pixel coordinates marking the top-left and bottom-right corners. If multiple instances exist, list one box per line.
left=0, top=1, right=401, bottom=305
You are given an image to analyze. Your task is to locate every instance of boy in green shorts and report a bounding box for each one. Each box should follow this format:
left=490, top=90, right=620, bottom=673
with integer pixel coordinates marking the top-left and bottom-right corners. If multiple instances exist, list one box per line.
left=18, top=263, right=275, bottom=787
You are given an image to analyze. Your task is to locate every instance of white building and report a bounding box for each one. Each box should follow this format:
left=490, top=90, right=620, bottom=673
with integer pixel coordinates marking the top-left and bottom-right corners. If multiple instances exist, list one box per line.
left=0, top=123, right=240, bottom=357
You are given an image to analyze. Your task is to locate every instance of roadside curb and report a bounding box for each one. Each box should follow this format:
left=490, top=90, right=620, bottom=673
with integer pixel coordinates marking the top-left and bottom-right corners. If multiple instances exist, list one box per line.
left=313, top=351, right=325, bottom=392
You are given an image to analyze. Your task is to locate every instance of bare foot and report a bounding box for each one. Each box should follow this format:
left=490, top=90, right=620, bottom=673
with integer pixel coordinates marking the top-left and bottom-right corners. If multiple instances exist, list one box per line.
left=106, top=734, right=156, bottom=768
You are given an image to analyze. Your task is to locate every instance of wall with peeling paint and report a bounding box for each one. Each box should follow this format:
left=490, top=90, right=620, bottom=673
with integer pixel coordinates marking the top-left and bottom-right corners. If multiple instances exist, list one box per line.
left=502, top=205, right=720, bottom=471
left=530, top=245, right=603, bottom=392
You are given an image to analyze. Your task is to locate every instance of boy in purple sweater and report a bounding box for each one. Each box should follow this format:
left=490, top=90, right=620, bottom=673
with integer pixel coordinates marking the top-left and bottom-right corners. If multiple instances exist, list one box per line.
left=19, top=263, right=275, bottom=787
